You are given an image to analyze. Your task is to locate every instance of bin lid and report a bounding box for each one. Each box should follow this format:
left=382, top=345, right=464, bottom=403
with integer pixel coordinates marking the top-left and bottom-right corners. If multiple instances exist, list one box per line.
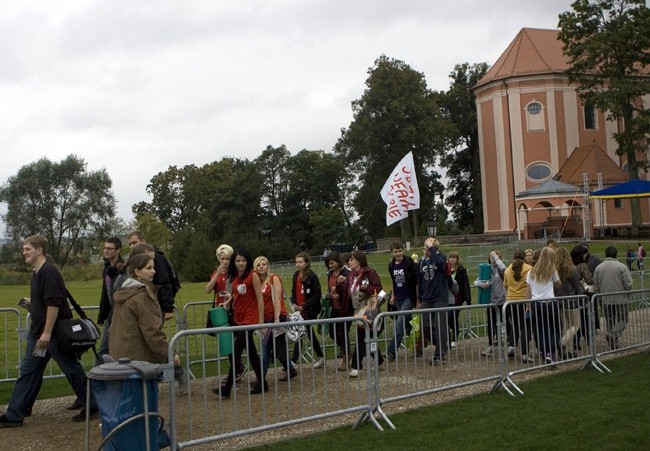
left=87, top=358, right=162, bottom=381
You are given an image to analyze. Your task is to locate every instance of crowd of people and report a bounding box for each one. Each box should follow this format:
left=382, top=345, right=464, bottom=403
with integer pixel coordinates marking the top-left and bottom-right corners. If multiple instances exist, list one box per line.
left=476, top=239, right=634, bottom=366
left=0, top=234, right=638, bottom=429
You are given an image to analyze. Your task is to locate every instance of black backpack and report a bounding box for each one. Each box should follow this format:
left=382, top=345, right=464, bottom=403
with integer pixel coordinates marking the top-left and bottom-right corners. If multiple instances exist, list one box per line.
left=158, top=251, right=181, bottom=297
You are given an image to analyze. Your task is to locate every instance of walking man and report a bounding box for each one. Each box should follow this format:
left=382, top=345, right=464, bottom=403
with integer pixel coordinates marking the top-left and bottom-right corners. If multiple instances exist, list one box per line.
left=127, top=231, right=178, bottom=321
left=593, top=246, right=633, bottom=350
left=0, top=235, right=97, bottom=427
left=386, top=241, right=418, bottom=361
left=417, top=237, right=449, bottom=365
left=96, top=237, right=125, bottom=366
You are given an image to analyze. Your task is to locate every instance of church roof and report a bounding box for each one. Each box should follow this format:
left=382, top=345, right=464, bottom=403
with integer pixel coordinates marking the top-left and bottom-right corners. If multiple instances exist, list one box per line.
left=516, top=178, right=580, bottom=199
left=554, top=144, right=628, bottom=186
left=474, top=28, right=569, bottom=89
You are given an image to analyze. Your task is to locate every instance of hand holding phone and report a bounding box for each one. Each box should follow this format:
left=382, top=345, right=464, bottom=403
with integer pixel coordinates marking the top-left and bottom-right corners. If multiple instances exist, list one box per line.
left=17, top=297, right=31, bottom=310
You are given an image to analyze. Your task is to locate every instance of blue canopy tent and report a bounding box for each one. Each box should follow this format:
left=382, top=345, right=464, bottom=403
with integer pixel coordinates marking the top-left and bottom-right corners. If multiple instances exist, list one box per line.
left=590, top=179, right=650, bottom=199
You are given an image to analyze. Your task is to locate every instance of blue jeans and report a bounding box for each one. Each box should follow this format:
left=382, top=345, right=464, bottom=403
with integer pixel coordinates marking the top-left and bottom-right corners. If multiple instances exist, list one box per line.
left=261, top=320, right=294, bottom=378
left=386, top=297, right=413, bottom=358
left=4, top=332, right=93, bottom=422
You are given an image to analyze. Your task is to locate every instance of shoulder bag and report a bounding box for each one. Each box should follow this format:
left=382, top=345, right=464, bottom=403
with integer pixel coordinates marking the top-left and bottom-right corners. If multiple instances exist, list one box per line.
left=55, top=289, right=101, bottom=360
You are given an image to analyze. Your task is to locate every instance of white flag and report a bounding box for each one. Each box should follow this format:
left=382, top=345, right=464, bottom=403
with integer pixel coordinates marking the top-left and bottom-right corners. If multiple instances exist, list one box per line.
left=380, top=152, right=420, bottom=226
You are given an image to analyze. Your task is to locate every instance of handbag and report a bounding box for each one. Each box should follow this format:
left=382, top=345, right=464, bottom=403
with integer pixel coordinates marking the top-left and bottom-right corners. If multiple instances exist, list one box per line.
left=286, top=311, right=306, bottom=342
left=55, top=289, right=100, bottom=359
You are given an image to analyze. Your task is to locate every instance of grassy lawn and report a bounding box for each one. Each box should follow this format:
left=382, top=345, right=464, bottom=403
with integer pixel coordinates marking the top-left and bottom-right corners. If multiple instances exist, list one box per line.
left=249, top=353, right=650, bottom=450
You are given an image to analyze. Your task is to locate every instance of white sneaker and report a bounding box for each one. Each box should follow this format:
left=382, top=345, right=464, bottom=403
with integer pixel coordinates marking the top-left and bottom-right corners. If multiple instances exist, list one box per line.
left=313, top=357, right=325, bottom=369
left=348, top=369, right=359, bottom=378
left=482, top=346, right=494, bottom=356
left=521, top=355, right=534, bottom=363
left=450, top=341, right=457, bottom=349
left=507, top=346, right=515, bottom=358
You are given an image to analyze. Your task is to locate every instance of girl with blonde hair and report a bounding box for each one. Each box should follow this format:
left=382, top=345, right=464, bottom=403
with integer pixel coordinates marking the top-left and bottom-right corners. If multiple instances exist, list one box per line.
left=526, top=247, right=561, bottom=364
left=255, top=256, right=296, bottom=381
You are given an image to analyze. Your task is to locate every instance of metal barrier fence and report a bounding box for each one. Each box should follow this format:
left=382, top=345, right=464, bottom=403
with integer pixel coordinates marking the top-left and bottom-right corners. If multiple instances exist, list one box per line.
left=166, top=317, right=377, bottom=449
left=0, top=305, right=186, bottom=383
left=0, top=308, right=22, bottom=383
left=160, top=289, right=650, bottom=449
left=592, top=290, right=650, bottom=367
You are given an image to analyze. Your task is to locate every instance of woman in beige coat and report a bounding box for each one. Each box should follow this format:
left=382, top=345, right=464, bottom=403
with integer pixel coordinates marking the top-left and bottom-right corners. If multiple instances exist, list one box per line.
left=110, top=253, right=188, bottom=393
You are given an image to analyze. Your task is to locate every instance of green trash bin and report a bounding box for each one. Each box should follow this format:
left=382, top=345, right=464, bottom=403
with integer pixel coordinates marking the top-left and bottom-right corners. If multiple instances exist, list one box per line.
left=209, top=306, right=233, bottom=355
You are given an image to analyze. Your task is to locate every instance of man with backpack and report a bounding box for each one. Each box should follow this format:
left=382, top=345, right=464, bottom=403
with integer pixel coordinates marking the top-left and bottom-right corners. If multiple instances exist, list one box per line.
left=127, top=231, right=180, bottom=321
left=0, top=235, right=98, bottom=427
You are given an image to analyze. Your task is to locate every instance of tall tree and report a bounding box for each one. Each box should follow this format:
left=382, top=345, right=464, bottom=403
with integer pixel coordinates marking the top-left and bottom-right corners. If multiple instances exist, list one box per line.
left=335, top=55, right=447, bottom=241
left=132, top=164, right=203, bottom=233
left=0, top=155, right=116, bottom=266
left=558, top=0, right=650, bottom=226
left=256, top=145, right=291, bottom=217
left=437, top=62, right=490, bottom=233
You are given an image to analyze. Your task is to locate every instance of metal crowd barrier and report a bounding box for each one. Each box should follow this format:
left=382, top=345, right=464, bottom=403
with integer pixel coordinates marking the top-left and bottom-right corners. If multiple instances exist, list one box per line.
left=16, top=304, right=183, bottom=382
left=0, top=308, right=22, bottom=383
left=158, top=291, right=650, bottom=449
left=592, top=289, right=650, bottom=368
left=166, top=317, right=375, bottom=450
left=371, top=302, right=506, bottom=427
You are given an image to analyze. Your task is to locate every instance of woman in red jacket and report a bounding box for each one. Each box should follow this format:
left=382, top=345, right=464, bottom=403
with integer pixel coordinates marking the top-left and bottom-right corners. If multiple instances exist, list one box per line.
left=344, top=250, right=383, bottom=377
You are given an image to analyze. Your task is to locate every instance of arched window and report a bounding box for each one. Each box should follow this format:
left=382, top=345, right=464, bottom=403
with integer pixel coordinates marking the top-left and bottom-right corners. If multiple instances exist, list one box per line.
left=526, top=162, right=552, bottom=182
left=525, top=101, right=545, bottom=132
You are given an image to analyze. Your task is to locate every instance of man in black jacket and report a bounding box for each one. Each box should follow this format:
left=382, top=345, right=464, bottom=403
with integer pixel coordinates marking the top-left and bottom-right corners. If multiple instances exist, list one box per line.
left=95, top=237, right=125, bottom=367
left=386, top=241, right=418, bottom=361
left=127, top=231, right=176, bottom=321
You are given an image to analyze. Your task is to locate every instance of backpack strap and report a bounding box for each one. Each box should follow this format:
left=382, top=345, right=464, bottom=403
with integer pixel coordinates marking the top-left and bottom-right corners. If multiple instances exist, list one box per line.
left=66, top=289, right=89, bottom=320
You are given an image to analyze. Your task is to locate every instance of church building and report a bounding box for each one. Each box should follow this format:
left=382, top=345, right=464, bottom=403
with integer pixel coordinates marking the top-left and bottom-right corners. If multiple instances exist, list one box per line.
left=473, top=28, right=649, bottom=239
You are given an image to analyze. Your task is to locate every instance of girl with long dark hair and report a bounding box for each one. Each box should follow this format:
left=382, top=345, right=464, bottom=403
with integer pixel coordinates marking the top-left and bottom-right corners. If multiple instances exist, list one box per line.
left=214, top=248, right=266, bottom=398
left=290, top=253, right=324, bottom=367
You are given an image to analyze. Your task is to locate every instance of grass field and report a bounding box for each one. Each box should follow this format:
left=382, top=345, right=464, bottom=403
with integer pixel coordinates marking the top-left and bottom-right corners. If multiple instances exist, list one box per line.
left=248, top=352, right=650, bottom=450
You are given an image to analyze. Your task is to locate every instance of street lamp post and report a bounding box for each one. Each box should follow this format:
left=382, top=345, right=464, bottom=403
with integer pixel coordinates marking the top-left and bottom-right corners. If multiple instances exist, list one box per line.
left=427, top=214, right=437, bottom=238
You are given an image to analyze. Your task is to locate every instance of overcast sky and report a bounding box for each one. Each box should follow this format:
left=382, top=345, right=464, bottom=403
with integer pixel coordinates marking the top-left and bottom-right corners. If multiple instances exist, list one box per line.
left=0, top=0, right=575, bottom=235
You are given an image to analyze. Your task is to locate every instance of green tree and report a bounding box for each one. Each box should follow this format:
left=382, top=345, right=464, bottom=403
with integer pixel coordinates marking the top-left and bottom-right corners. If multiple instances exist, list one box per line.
left=437, top=62, right=490, bottom=234
left=335, top=55, right=447, bottom=241
left=132, top=213, right=172, bottom=252
left=0, top=155, right=115, bottom=267
left=558, top=0, right=650, bottom=226
left=256, top=145, right=292, bottom=217
left=133, top=164, right=204, bottom=233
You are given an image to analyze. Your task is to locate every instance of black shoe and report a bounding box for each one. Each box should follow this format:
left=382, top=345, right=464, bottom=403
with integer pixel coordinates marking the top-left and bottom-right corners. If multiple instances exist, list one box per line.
left=250, top=382, right=269, bottom=395
left=279, top=368, right=298, bottom=382
left=432, top=356, right=446, bottom=366
left=65, top=399, right=84, bottom=410
left=211, top=386, right=231, bottom=399
left=71, top=407, right=99, bottom=422
left=0, top=414, right=23, bottom=428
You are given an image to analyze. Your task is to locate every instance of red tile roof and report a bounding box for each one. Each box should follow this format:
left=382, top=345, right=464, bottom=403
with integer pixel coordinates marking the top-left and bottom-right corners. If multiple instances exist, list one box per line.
left=475, top=28, right=569, bottom=88
left=554, top=144, right=628, bottom=186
